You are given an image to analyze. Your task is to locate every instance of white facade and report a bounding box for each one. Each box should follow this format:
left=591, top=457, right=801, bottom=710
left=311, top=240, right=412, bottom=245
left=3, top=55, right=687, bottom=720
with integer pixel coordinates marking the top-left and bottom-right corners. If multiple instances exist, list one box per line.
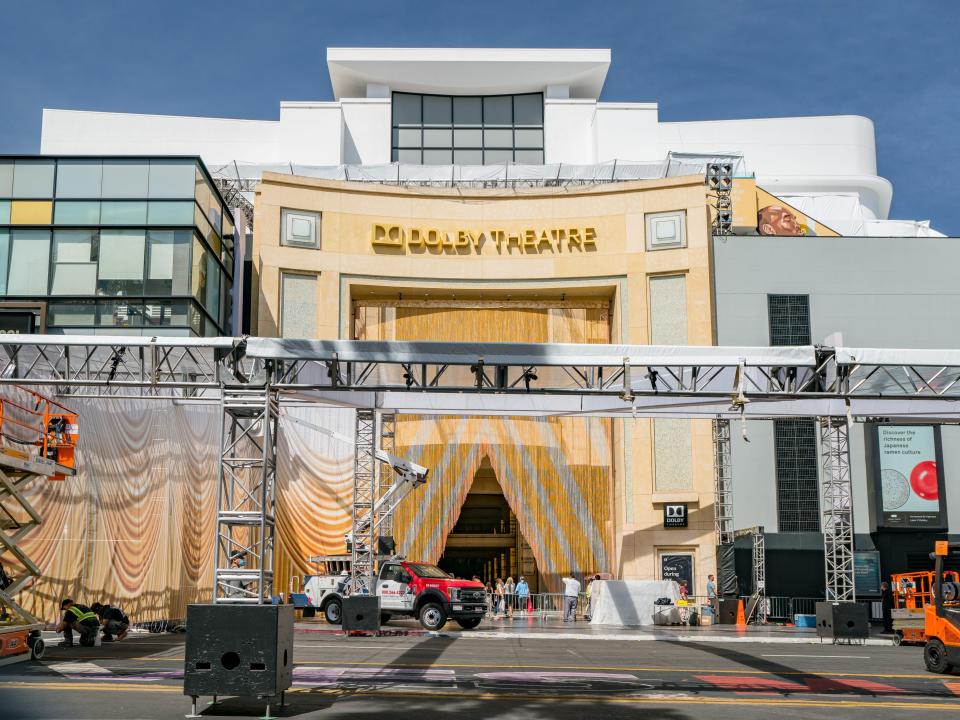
left=40, top=47, right=933, bottom=230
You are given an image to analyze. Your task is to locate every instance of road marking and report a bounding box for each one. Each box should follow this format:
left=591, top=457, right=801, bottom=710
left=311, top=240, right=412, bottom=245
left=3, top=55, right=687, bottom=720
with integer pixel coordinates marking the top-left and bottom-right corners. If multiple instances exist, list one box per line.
left=2, top=681, right=960, bottom=710
left=762, top=654, right=872, bottom=659
left=47, top=662, right=112, bottom=677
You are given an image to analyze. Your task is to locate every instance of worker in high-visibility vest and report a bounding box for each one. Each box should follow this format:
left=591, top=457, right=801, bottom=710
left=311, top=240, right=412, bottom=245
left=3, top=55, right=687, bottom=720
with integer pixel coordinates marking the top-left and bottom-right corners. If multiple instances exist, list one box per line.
left=56, top=598, right=100, bottom=647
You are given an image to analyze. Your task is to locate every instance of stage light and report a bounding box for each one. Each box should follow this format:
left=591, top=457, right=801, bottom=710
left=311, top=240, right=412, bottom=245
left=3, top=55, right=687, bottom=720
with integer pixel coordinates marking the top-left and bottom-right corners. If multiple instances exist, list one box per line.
left=522, top=367, right=538, bottom=391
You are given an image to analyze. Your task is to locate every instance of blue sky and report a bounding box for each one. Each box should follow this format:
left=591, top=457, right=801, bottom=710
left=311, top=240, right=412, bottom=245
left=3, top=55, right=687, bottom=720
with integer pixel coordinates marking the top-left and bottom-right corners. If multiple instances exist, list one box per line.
left=1, top=0, right=957, bottom=232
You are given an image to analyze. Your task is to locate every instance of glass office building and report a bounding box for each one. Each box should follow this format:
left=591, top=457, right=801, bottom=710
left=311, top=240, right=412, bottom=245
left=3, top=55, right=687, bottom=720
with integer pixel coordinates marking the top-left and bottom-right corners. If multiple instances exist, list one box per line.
left=0, top=156, right=233, bottom=335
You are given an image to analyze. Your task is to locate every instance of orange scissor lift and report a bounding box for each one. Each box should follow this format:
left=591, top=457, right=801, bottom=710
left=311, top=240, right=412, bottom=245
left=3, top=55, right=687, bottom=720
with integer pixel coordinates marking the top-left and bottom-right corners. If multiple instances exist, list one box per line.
left=891, top=569, right=960, bottom=646
left=0, top=388, right=77, bottom=665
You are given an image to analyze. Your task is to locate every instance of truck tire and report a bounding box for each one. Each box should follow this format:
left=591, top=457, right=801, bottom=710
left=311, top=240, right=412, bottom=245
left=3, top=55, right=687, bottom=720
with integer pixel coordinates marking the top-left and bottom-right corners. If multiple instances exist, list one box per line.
left=456, top=617, right=482, bottom=630
left=893, top=631, right=903, bottom=647
left=924, top=638, right=953, bottom=674
left=380, top=613, right=391, bottom=625
left=324, top=597, right=343, bottom=625
left=419, top=602, right=447, bottom=631
left=28, top=635, right=44, bottom=660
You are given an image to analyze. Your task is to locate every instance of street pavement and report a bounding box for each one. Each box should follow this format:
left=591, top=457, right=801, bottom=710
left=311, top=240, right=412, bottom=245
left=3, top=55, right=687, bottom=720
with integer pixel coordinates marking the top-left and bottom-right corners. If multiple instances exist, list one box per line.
left=0, top=626, right=956, bottom=719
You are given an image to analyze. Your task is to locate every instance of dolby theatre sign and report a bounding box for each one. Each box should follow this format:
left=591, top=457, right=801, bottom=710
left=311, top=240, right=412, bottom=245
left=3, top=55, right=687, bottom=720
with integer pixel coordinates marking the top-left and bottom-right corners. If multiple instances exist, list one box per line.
left=372, top=224, right=597, bottom=255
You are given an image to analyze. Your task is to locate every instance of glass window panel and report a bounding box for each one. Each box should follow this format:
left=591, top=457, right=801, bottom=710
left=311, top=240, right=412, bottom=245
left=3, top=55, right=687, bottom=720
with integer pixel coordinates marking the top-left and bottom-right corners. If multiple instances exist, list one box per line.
left=55, top=160, right=102, bottom=198
left=101, top=160, right=148, bottom=198
left=10, top=200, right=52, bottom=224
left=192, top=236, right=207, bottom=302
left=453, top=96, right=482, bottom=125
left=393, top=93, right=421, bottom=125
left=100, top=201, right=147, bottom=224
left=12, top=160, right=54, bottom=198
left=280, top=273, right=317, bottom=338
left=54, top=229, right=96, bottom=262
left=514, top=149, right=544, bottom=164
left=205, top=252, right=220, bottom=319
left=48, top=301, right=96, bottom=327
left=0, top=200, right=10, bottom=224
left=392, top=128, right=421, bottom=147
left=513, top=94, right=543, bottom=125
left=143, top=299, right=189, bottom=327
left=514, top=129, right=543, bottom=148
left=98, top=299, right=143, bottom=327
left=51, top=262, right=97, bottom=295
left=222, top=213, right=235, bottom=250
left=7, top=230, right=50, bottom=295
left=422, top=95, right=451, bottom=125
left=483, top=129, right=513, bottom=148
left=194, top=170, right=222, bottom=236
left=453, top=128, right=482, bottom=147
left=189, top=301, right=204, bottom=335
left=423, top=128, right=452, bottom=148
left=0, top=162, right=13, bottom=196
left=422, top=149, right=452, bottom=165
left=97, top=230, right=145, bottom=295
left=148, top=159, right=196, bottom=198
left=453, top=149, right=483, bottom=165
left=54, top=201, right=100, bottom=225
left=148, top=201, right=194, bottom=225
left=483, top=96, right=512, bottom=125
left=396, top=149, right=421, bottom=164
left=0, top=231, right=8, bottom=295
left=484, top=149, right=513, bottom=165
left=194, top=204, right=221, bottom=254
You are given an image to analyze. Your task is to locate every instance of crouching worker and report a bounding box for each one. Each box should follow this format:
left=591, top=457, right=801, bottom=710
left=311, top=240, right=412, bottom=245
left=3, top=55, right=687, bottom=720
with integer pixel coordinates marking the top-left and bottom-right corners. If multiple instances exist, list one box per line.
left=57, top=599, right=99, bottom=647
left=92, top=602, right=129, bottom=642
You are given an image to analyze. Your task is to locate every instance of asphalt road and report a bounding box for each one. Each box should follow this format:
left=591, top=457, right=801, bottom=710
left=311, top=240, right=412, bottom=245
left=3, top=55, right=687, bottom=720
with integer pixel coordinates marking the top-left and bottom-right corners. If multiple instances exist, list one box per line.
left=2, top=631, right=959, bottom=719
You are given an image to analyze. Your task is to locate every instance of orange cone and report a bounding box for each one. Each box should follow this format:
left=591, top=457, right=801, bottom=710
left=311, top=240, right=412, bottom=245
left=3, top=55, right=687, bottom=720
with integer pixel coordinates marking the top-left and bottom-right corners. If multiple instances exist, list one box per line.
left=735, top=600, right=746, bottom=627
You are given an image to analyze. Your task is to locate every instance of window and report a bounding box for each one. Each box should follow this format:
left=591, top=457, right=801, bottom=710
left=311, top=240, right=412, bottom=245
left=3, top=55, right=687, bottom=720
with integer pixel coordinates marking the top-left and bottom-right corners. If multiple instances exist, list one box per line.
left=145, top=230, right=191, bottom=295
left=148, top=160, right=195, bottom=198
left=7, top=230, right=50, bottom=295
left=768, top=294, right=811, bottom=346
left=147, top=201, right=194, bottom=225
left=0, top=231, right=7, bottom=295
left=54, top=201, right=100, bottom=225
left=47, top=300, right=96, bottom=327
left=280, top=272, right=317, bottom=338
left=391, top=92, right=544, bottom=165
left=774, top=419, right=820, bottom=532
left=97, top=229, right=145, bottom=295
left=51, top=230, right=98, bottom=295
left=281, top=209, right=320, bottom=248
left=0, top=201, right=9, bottom=224
left=101, top=160, right=148, bottom=198
left=12, top=160, right=54, bottom=198
left=56, top=159, right=103, bottom=198
left=100, top=201, right=147, bottom=224
left=9, top=200, right=52, bottom=224
left=646, top=211, right=687, bottom=250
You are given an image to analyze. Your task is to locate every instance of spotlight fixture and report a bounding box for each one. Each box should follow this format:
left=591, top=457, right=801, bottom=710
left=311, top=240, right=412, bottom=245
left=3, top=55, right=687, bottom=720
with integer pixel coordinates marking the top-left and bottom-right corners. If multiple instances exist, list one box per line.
left=521, top=367, right=538, bottom=391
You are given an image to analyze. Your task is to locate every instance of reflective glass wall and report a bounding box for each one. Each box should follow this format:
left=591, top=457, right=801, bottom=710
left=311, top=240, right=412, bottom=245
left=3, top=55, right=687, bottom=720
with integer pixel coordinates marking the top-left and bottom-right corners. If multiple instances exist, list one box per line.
left=391, top=92, right=544, bottom=165
left=0, top=157, right=234, bottom=335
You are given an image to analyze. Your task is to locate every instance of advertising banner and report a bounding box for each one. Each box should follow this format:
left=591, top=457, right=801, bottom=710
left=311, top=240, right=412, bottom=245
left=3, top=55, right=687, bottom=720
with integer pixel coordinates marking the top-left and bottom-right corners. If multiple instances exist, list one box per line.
left=729, top=179, right=839, bottom=236
left=854, top=551, right=882, bottom=596
left=660, top=554, right=694, bottom=593
left=872, top=425, right=946, bottom=529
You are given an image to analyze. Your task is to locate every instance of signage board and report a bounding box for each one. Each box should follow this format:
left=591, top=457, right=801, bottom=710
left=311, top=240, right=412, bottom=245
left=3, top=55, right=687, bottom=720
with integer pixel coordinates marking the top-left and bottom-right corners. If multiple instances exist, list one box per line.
left=660, top=554, right=694, bottom=593
left=663, top=503, right=688, bottom=528
left=853, top=550, right=882, bottom=596
left=868, top=424, right=947, bottom=530
left=0, top=310, right=35, bottom=335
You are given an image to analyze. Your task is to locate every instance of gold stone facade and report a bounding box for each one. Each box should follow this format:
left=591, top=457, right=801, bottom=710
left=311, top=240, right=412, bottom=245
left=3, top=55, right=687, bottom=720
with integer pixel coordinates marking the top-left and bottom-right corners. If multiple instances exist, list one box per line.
left=253, top=173, right=718, bottom=595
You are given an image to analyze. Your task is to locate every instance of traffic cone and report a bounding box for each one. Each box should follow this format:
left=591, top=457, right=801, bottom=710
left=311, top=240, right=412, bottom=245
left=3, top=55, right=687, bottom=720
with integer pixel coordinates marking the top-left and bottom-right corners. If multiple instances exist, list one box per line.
left=527, top=598, right=533, bottom=613
left=735, top=600, right=746, bottom=627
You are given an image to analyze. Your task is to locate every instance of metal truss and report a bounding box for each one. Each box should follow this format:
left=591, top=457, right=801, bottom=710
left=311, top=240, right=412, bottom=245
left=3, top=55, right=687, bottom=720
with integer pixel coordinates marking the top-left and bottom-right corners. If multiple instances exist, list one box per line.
left=349, top=409, right=377, bottom=594
left=752, top=531, right=766, bottom=623
left=212, top=376, right=279, bottom=604
left=712, top=419, right=734, bottom=547
left=377, top=413, right=397, bottom=540
left=819, top=417, right=855, bottom=602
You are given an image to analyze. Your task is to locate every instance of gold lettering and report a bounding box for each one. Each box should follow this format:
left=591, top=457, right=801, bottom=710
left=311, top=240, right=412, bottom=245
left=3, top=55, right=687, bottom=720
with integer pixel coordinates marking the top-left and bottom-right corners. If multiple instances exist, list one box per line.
left=424, top=229, right=441, bottom=247
left=584, top=227, right=597, bottom=248
left=408, top=228, right=424, bottom=247
left=469, top=231, right=484, bottom=252
left=523, top=229, right=537, bottom=251
left=456, top=231, right=470, bottom=249
left=507, top=233, right=522, bottom=252
left=372, top=224, right=404, bottom=247
left=492, top=229, right=505, bottom=252
left=538, top=230, right=553, bottom=252
left=371, top=224, right=595, bottom=255
left=568, top=228, right=582, bottom=249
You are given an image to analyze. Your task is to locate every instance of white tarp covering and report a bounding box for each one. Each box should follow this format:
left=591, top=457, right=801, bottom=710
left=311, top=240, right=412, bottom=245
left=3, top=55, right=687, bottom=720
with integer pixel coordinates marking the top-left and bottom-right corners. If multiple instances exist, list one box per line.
left=589, top=579, right=680, bottom=626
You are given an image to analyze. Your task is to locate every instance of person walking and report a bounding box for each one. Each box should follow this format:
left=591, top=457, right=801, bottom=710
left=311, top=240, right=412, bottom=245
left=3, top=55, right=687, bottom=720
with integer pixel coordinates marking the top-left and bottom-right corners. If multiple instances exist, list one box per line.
left=880, top=581, right=894, bottom=634
left=504, top=576, right=516, bottom=618
left=585, top=574, right=601, bottom=621
left=562, top=571, right=581, bottom=622
left=516, top=576, right=530, bottom=613
left=484, top=581, right=494, bottom=616
left=706, top=574, right=718, bottom=619
left=92, top=602, right=129, bottom=642
left=494, top=578, right=505, bottom=618
left=56, top=599, right=100, bottom=647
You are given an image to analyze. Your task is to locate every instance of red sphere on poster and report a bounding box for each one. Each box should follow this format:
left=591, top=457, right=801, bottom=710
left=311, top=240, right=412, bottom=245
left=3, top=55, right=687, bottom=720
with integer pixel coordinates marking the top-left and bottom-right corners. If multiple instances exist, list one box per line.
left=910, top=460, right=939, bottom=500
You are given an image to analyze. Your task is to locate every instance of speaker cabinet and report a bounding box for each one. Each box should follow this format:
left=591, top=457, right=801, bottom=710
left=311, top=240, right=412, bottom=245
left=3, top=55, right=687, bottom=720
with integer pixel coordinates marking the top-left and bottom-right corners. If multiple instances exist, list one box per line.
left=815, top=601, right=868, bottom=641
left=717, top=598, right=739, bottom=625
left=184, top=604, right=293, bottom=698
left=342, top=596, right=381, bottom=632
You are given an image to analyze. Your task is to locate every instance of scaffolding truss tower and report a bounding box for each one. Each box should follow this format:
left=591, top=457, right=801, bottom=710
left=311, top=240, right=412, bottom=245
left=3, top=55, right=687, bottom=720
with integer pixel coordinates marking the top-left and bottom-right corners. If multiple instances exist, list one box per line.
left=820, top=417, right=855, bottom=601
left=349, top=409, right=377, bottom=593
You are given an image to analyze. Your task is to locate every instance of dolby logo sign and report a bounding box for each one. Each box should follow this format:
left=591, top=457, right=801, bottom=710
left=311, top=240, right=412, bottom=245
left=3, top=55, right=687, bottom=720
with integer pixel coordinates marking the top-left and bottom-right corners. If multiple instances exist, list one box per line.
left=663, top=503, right=688, bottom=528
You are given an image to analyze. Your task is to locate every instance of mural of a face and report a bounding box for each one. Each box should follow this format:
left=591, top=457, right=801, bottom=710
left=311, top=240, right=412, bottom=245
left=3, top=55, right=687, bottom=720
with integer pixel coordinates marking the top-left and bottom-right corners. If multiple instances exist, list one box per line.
left=758, top=205, right=804, bottom=236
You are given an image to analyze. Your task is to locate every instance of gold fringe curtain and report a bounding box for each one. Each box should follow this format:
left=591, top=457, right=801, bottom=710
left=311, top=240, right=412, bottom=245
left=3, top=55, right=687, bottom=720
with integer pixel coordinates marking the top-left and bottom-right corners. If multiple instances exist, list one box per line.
left=355, top=299, right=613, bottom=592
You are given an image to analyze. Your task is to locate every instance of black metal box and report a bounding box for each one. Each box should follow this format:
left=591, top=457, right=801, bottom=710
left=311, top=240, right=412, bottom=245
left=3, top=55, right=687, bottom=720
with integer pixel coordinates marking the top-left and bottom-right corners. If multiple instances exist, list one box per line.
left=184, top=604, right=294, bottom=698
left=342, top=596, right=380, bottom=632
left=815, top=601, right=869, bottom=640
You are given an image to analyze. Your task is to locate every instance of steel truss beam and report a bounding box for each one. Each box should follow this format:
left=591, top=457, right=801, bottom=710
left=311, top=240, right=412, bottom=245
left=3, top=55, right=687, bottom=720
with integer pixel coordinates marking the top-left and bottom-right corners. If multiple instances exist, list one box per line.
left=819, top=417, right=855, bottom=602
left=212, top=374, right=279, bottom=604
left=349, top=409, right=377, bottom=594
left=752, top=531, right=766, bottom=623
left=713, top=419, right=734, bottom=547
left=377, top=413, right=397, bottom=540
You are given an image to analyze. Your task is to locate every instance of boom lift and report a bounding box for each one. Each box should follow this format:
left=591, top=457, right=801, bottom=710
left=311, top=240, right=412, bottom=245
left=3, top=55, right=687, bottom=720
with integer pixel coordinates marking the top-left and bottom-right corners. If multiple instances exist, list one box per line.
left=0, top=388, right=78, bottom=665
left=923, top=541, right=960, bottom=673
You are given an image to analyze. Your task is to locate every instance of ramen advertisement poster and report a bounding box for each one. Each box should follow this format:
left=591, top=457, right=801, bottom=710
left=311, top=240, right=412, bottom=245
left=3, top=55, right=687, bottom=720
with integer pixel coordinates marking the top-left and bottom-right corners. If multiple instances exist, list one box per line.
left=872, top=424, right=946, bottom=529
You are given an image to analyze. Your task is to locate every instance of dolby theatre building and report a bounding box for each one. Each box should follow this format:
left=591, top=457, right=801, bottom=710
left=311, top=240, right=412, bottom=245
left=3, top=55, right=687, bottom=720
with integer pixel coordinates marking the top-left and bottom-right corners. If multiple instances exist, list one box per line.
left=38, top=49, right=941, bottom=599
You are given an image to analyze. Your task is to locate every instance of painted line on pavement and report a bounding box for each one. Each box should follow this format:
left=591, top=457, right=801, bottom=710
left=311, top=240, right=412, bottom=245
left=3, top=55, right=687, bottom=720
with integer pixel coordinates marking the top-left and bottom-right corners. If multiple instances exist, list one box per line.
left=762, top=654, right=872, bottom=659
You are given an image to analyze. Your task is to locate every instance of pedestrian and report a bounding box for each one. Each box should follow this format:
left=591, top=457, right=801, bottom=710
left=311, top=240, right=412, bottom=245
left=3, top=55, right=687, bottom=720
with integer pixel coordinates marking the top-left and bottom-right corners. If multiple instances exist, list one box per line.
left=505, top=576, right=516, bottom=617
left=679, top=581, right=689, bottom=602
left=494, top=578, right=505, bottom=618
left=0, top=561, right=11, bottom=621
left=880, top=580, right=894, bottom=634
left=585, top=573, right=600, bottom=621
left=484, top=581, right=494, bottom=615
left=92, top=602, right=130, bottom=642
left=56, top=598, right=100, bottom=647
left=561, top=571, right=581, bottom=622
left=516, top=576, right=530, bottom=613
left=706, top=573, right=718, bottom=619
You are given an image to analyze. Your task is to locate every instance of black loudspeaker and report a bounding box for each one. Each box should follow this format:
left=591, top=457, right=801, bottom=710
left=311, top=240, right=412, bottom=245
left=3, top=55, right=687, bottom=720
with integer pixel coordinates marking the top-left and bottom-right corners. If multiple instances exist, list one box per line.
left=342, top=596, right=381, bottom=632
left=717, top=598, right=739, bottom=625
left=815, top=601, right=869, bottom=641
left=377, top=536, right=396, bottom=555
left=184, top=604, right=294, bottom=699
